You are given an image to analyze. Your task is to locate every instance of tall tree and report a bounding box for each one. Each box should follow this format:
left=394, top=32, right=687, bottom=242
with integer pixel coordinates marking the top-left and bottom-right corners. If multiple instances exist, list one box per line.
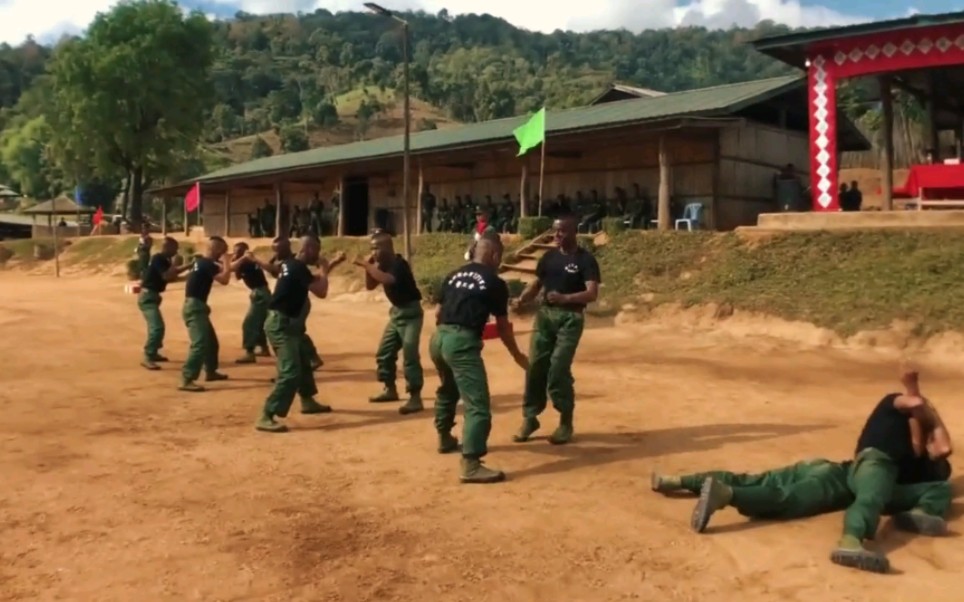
left=46, top=0, right=214, bottom=226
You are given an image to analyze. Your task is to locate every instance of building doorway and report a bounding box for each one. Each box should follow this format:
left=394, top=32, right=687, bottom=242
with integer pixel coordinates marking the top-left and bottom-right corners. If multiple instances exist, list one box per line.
left=343, top=177, right=369, bottom=236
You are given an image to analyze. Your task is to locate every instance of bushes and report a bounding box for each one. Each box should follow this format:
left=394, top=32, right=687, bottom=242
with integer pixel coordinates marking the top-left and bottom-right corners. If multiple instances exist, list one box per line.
left=601, top=217, right=626, bottom=237
left=518, top=216, right=553, bottom=239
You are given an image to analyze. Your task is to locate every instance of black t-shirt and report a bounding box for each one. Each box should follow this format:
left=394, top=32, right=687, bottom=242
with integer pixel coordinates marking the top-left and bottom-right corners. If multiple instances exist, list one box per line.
left=854, top=393, right=915, bottom=462
left=185, top=257, right=221, bottom=303
left=897, top=456, right=952, bottom=484
left=141, top=253, right=171, bottom=293
left=536, top=247, right=601, bottom=310
left=269, top=258, right=314, bottom=318
left=237, top=259, right=268, bottom=290
left=438, top=262, right=508, bottom=337
left=381, top=255, right=421, bottom=307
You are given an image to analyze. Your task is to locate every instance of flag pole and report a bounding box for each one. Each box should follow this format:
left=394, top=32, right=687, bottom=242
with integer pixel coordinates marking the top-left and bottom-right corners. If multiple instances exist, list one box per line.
left=538, top=135, right=546, bottom=217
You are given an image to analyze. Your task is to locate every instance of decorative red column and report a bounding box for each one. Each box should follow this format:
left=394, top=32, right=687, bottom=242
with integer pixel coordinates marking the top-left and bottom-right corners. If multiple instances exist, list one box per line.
left=808, top=53, right=839, bottom=211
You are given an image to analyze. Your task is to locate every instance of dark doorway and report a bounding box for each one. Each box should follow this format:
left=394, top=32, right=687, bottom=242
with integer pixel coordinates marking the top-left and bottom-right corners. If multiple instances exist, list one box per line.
left=343, top=177, right=369, bottom=236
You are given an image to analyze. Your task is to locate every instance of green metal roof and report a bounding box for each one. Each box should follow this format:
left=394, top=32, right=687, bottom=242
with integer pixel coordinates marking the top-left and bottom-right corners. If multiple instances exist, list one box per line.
left=752, top=11, right=964, bottom=68
left=192, top=75, right=803, bottom=186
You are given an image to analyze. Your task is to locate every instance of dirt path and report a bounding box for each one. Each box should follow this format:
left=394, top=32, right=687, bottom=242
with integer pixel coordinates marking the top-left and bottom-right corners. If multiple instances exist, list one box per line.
left=0, top=273, right=960, bottom=601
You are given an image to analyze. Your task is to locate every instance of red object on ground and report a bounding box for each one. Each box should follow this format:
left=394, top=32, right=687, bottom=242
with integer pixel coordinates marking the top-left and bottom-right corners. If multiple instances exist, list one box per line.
left=482, top=321, right=509, bottom=340
left=891, top=164, right=964, bottom=199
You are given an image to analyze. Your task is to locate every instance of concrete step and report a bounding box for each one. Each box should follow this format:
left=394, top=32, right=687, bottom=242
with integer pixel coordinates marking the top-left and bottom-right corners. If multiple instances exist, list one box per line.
left=756, top=209, right=964, bottom=230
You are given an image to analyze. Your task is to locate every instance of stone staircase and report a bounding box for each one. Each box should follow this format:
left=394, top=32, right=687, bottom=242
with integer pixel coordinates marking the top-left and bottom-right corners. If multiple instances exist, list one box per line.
left=499, top=230, right=555, bottom=282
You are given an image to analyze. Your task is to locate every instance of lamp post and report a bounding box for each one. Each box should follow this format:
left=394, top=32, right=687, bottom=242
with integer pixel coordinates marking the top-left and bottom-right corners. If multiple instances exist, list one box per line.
left=364, top=2, right=412, bottom=261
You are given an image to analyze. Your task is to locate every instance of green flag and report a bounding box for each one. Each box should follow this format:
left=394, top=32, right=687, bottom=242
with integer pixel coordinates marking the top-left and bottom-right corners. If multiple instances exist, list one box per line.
left=513, top=107, right=546, bottom=156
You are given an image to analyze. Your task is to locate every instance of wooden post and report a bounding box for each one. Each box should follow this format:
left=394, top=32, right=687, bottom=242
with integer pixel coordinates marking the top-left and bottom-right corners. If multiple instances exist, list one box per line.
left=274, top=182, right=282, bottom=238
left=336, top=176, right=345, bottom=236
left=520, top=162, right=528, bottom=218
left=161, top=197, right=168, bottom=236
left=416, top=163, right=424, bottom=235
left=657, top=135, right=671, bottom=230
left=710, top=132, right=721, bottom=230
left=537, top=137, right=546, bottom=216
left=880, top=75, right=894, bottom=211
left=51, top=213, right=60, bottom=278
left=925, top=73, right=939, bottom=161
left=224, top=190, right=231, bottom=237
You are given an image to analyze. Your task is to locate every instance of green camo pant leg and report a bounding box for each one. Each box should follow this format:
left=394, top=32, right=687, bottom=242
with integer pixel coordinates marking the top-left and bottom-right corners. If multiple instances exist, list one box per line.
left=296, top=332, right=318, bottom=401
left=377, top=302, right=424, bottom=393
left=375, top=314, right=402, bottom=388
left=262, top=311, right=301, bottom=418
left=181, top=298, right=213, bottom=382
left=729, top=460, right=853, bottom=519
left=885, top=481, right=953, bottom=518
left=545, top=310, right=584, bottom=421
left=242, top=287, right=270, bottom=352
left=138, top=289, right=164, bottom=361
left=431, top=330, right=460, bottom=434
left=843, top=448, right=898, bottom=540
left=680, top=459, right=829, bottom=493
left=205, top=321, right=220, bottom=375
left=440, top=326, right=491, bottom=458
left=522, top=308, right=555, bottom=418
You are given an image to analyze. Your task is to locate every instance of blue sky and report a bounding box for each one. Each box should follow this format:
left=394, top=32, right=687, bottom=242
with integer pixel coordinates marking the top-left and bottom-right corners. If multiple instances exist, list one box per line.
left=1, top=1, right=960, bottom=45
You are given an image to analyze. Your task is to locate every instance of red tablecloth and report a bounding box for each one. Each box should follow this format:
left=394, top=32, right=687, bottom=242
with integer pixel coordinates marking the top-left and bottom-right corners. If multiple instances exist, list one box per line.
left=892, top=164, right=964, bottom=199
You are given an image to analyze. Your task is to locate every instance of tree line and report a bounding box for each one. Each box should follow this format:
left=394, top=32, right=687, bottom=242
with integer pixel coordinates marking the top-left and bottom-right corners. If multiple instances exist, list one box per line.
left=0, top=0, right=900, bottom=225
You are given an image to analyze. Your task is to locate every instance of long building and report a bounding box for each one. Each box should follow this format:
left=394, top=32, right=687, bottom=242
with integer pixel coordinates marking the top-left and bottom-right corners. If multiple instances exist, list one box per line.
left=151, top=75, right=868, bottom=236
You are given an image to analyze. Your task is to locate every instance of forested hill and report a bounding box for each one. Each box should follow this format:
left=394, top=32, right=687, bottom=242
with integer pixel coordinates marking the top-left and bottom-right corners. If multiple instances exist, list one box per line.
left=2, top=10, right=799, bottom=139
left=0, top=8, right=809, bottom=212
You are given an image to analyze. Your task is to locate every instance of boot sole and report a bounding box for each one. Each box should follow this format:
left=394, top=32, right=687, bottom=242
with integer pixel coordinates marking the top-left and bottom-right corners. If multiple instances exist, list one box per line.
left=548, top=435, right=571, bottom=445
left=399, top=407, right=424, bottom=415
left=830, top=549, right=890, bottom=573
left=460, top=472, right=506, bottom=484
left=255, top=425, right=289, bottom=433
left=513, top=421, right=540, bottom=443
left=141, top=363, right=160, bottom=371
left=179, top=387, right=205, bottom=392
left=650, top=472, right=665, bottom=492
left=690, top=477, right=718, bottom=533
left=301, top=406, right=332, bottom=415
left=893, top=512, right=947, bottom=536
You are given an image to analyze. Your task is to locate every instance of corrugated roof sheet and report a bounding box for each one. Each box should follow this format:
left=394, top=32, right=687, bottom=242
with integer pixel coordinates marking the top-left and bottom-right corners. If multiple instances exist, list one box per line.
left=197, top=75, right=802, bottom=184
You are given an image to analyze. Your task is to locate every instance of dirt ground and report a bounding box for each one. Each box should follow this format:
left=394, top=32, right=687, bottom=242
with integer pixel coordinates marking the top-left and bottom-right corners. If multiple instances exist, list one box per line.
left=1, top=272, right=961, bottom=602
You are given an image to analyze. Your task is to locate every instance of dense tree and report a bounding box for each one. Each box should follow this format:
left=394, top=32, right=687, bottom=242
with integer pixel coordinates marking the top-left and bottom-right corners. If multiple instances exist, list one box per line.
left=250, top=135, right=273, bottom=159
left=0, top=9, right=929, bottom=200
left=45, top=0, right=214, bottom=225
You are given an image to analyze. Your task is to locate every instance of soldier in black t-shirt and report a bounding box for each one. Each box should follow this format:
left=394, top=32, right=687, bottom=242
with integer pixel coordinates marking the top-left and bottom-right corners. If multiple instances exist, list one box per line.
left=255, top=235, right=342, bottom=433
left=679, top=366, right=951, bottom=558
left=355, top=232, right=425, bottom=414
left=432, top=235, right=528, bottom=484
left=263, top=237, right=324, bottom=371
left=179, top=236, right=233, bottom=392
left=232, top=241, right=272, bottom=364
left=828, top=365, right=953, bottom=573
left=512, top=215, right=600, bottom=445
left=138, top=236, right=193, bottom=370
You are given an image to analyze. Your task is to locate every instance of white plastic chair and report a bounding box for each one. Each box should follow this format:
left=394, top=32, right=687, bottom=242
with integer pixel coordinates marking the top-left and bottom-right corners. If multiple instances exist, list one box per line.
left=674, top=203, right=703, bottom=230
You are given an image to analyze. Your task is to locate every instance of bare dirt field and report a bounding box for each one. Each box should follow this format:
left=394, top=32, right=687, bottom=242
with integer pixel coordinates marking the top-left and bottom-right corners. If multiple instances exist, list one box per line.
left=1, top=272, right=961, bottom=602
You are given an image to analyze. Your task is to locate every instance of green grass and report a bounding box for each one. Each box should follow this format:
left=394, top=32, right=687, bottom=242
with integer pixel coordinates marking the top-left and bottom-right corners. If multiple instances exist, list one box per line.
left=595, top=230, right=964, bottom=337
left=334, top=86, right=397, bottom=116
left=8, top=230, right=964, bottom=338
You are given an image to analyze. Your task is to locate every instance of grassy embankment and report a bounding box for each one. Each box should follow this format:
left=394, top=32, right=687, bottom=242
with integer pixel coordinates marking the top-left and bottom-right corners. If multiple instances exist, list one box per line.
left=3, top=230, right=964, bottom=337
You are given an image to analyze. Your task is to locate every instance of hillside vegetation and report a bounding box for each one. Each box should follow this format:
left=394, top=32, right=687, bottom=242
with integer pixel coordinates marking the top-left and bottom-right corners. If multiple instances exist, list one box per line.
left=3, top=230, right=963, bottom=338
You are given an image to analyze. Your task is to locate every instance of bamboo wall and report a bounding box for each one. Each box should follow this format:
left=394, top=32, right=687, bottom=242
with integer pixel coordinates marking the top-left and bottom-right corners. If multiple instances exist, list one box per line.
left=716, top=123, right=810, bottom=230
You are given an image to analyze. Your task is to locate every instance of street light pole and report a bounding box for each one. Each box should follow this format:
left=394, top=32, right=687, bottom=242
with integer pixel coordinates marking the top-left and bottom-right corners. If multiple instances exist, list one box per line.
left=364, top=2, right=412, bottom=262
left=401, top=20, right=411, bottom=262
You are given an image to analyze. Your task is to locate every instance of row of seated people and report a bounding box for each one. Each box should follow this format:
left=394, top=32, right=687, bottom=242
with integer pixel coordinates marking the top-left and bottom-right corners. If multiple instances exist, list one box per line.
left=421, top=184, right=697, bottom=234
left=247, top=196, right=340, bottom=238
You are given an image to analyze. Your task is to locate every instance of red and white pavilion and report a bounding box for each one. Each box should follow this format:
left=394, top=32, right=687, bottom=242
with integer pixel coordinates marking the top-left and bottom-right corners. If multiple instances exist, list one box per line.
left=752, top=11, right=964, bottom=212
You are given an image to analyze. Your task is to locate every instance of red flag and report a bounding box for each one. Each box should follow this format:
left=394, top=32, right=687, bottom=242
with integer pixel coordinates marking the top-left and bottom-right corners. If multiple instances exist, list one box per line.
left=92, top=206, right=104, bottom=226
left=184, top=182, right=200, bottom=212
